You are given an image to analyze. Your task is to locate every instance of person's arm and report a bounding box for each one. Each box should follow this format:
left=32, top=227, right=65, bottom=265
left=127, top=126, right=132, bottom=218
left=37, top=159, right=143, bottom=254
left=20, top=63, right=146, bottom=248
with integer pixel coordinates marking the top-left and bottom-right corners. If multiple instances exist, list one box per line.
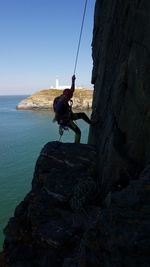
left=70, top=75, right=76, bottom=93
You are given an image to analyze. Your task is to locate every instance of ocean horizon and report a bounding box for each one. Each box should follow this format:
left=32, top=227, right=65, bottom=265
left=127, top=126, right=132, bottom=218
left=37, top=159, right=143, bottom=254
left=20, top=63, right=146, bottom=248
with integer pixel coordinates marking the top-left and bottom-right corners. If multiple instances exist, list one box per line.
left=0, top=95, right=91, bottom=251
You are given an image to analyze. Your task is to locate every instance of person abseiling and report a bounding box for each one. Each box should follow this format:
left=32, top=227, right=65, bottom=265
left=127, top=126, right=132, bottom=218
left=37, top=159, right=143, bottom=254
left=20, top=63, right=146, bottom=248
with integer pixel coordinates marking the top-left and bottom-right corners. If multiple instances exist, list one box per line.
left=53, top=75, right=92, bottom=143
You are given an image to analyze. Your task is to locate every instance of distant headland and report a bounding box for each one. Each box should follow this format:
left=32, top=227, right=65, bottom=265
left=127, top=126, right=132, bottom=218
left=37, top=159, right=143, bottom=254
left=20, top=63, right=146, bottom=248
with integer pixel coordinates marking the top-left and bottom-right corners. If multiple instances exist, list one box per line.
left=16, top=88, right=93, bottom=110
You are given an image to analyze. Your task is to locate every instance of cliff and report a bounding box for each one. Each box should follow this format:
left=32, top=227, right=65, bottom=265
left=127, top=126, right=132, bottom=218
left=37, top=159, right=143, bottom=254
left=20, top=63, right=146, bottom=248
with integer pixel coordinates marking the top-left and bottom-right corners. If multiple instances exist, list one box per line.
left=0, top=143, right=149, bottom=266
left=16, top=89, right=93, bottom=110
left=0, top=0, right=150, bottom=266
left=89, top=0, right=150, bottom=194
left=0, top=142, right=98, bottom=266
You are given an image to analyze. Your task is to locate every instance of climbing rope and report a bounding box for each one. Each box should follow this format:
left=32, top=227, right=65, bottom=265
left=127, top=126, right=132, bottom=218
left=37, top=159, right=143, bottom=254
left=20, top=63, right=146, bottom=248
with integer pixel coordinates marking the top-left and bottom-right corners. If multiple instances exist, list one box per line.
left=56, top=0, right=88, bottom=142
left=73, top=0, right=88, bottom=75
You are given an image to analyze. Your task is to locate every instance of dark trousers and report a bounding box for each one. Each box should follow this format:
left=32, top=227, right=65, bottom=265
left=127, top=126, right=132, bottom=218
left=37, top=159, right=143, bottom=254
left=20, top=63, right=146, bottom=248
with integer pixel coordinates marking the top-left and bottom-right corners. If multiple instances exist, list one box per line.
left=68, top=112, right=91, bottom=143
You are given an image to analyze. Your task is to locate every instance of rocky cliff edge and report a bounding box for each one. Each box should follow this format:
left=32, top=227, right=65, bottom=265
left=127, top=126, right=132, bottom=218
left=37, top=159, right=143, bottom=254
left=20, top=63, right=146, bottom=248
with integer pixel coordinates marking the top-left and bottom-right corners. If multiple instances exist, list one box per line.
left=0, top=142, right=149, bottom=266
left=1, top=0, right=150, bottom=266
left=17, top=89, right=93, bottom=110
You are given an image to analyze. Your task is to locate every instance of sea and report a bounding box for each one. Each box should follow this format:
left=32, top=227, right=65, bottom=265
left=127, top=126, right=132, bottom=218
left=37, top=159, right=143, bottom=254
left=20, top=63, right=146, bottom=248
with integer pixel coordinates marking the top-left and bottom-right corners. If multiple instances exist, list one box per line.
left=0, top=95, right=91, bottom=251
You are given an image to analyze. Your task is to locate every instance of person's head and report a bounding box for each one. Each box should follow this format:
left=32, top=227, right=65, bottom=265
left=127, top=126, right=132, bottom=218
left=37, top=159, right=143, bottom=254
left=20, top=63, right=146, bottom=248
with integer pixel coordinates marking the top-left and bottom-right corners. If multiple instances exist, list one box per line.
left=63, top=89, right=73, bottom=100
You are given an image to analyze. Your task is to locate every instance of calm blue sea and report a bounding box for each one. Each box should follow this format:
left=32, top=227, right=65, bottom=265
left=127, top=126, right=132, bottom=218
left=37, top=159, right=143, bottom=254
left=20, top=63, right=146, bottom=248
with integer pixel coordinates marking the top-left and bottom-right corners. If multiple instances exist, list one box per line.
left=0, top=95, right=91, bottom=251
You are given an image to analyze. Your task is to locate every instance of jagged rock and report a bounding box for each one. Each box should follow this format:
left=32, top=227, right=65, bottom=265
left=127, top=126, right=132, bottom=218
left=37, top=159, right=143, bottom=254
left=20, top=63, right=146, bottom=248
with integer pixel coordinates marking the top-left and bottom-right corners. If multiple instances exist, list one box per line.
left=77, top=176, right=150, bottom=267
left=89, top=0, right=150, bottom=194
left=1, top=1, right=150, bottom=266
left=1, top=142, right=149, bottom=267
left=0, top=142, right=98, bottom=266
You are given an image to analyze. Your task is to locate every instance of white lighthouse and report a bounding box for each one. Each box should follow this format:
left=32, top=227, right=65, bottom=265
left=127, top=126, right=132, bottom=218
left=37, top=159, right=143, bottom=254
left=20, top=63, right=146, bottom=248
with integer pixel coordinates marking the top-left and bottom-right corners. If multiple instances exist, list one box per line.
left=56, top=78, right=59, bottom=89
left=51, top=78, right=76, bottom=89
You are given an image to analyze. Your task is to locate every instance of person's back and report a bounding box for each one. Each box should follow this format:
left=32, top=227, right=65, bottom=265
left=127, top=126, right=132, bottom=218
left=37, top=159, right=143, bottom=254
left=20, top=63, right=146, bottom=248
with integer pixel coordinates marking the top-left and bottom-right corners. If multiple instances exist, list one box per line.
left=53, top=95, right=70, bottom=115
left=53, top=94, right=72, bottom=125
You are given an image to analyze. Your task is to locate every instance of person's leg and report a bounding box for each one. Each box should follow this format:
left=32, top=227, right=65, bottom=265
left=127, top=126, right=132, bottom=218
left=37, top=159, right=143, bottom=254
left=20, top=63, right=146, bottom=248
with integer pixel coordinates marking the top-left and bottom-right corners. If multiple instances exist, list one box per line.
left=71, top=112, right=91, bottom=124
left=68, top=120, right=81, bottom=143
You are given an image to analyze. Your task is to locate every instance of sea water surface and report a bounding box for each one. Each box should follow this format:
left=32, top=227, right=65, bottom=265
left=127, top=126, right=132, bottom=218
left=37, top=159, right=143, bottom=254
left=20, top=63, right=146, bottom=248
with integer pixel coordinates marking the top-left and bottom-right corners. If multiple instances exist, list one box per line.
left=0, top=95, right=91, bottom=250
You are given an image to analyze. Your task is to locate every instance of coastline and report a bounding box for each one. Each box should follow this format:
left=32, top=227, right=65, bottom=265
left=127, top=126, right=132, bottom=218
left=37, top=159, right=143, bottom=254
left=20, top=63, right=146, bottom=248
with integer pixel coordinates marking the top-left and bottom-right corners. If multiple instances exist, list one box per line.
left=16, top=88, right=93, bottom=110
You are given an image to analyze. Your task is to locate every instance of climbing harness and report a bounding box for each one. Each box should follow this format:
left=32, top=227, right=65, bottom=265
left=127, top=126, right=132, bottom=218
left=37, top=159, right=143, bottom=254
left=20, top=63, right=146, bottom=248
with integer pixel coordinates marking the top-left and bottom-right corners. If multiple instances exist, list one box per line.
left=73, top=0, right=88, bottom=75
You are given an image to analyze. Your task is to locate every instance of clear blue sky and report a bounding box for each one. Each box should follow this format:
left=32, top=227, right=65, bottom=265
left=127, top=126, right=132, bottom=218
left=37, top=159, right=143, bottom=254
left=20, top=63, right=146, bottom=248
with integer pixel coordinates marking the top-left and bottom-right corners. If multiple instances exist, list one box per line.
left=0, top=0, right=95, bottom=95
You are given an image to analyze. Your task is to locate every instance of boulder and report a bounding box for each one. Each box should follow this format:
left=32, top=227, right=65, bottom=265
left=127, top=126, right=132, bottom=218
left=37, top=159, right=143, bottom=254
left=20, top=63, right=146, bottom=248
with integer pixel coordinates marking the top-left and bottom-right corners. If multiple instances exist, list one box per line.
left=1, top=142, right=98, bottom=266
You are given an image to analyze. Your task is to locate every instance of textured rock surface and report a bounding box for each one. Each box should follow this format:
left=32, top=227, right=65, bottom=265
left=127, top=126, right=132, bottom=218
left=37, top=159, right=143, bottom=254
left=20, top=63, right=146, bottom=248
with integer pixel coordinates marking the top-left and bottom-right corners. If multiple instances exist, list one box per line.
left=0, top=142, right=98, bottom=267
left=89, top=0, right=150, bottom=194
left=77, top=174, right=150, bottom=267
left=1, top=1, right=150, bottom=266
left=17, top=89, right=93, bottom=110
left=0, top=143, right=150, bottom=267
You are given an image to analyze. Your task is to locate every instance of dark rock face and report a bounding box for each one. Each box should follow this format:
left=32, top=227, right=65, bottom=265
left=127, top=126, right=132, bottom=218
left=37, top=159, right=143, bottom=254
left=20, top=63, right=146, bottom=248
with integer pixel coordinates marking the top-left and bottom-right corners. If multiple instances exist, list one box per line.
left=1, top=1, right=150, bottom=266
left=81, top=175, right=150, bottom=267
left=1, top=142, right=99, bottom=266
left=1, top=142, right=150, bottom=266
left=89, top=0, right=150, bottom=193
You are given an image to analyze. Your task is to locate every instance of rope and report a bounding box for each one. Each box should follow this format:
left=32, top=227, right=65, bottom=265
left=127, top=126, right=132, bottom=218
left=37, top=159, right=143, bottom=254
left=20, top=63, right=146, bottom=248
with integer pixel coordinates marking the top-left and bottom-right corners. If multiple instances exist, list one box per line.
left=58, top=134, right=62, bottom=142
left=73, top=0, right=88, bottom=75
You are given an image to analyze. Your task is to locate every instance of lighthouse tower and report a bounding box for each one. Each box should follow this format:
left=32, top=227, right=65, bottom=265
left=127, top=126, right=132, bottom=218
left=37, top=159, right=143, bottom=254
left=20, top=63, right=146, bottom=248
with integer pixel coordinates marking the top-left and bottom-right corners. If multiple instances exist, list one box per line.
left=56, top=79, right=59, bottom=89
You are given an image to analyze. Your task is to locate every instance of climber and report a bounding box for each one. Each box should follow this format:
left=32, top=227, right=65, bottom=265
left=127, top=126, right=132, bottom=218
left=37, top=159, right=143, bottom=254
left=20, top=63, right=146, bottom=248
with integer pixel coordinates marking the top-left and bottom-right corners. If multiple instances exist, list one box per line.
left=53, top=75, right=93, bottom=143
